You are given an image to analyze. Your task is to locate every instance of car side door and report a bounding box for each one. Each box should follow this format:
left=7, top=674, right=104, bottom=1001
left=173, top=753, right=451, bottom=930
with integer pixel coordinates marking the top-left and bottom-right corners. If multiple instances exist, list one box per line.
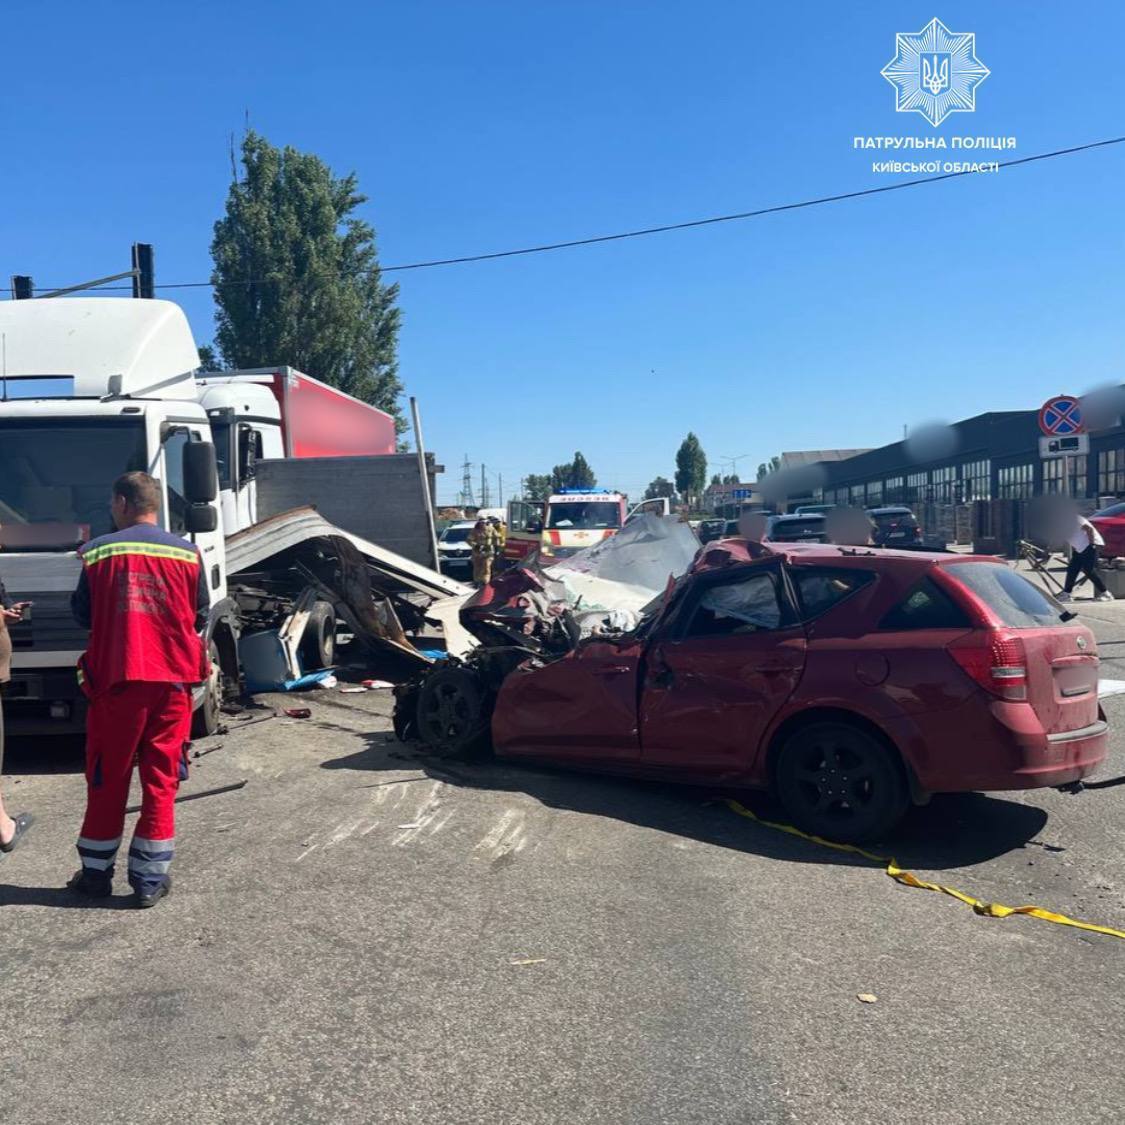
left=491, top=638, right=644, bottom=761
left=638, top=559, right=807, bottom=774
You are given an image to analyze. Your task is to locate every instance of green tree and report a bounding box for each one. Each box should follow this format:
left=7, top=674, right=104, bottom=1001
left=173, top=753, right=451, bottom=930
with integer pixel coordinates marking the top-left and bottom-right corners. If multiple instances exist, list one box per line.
left=645, top=476, right=677, bottom=501
left=197, top=343, right=218, bottom=370
left=524, top=474, right=553, bottom=502
left=709, top=473, right=722, bottom=488
left=550, top=452, right=597, bottom=491
left=674, top=433, right=707, bottom=508
left=211, top=131, right=404, bottom=430
left=756, top=456, right=781, bottom=480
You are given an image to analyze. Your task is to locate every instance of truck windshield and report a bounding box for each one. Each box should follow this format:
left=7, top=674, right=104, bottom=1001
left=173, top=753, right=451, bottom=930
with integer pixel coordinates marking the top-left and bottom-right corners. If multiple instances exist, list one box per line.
left=441, top=527, right=471, bottom=543
left=0, top=420, right=147, bottom=548
left=547, top=502, right=622, bottom=530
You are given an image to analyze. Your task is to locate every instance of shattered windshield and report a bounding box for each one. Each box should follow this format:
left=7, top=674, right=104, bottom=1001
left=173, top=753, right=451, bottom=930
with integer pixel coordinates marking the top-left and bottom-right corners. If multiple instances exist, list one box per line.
left=0, top=419, right=147, bottom=548
left=547, top=501, right=621, bottom=530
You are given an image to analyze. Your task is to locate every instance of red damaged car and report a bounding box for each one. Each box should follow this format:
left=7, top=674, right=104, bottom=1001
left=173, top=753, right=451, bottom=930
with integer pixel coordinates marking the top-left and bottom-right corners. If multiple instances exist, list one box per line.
left=397, top=542, right=1107, bottom=841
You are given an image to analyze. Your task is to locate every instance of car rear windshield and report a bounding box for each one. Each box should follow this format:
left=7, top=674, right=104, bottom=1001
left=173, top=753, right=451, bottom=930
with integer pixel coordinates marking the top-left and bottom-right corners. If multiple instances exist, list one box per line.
left=942, top=561, right=1063, bottom=628
left=872, top=511, right=918, bottom=527
left=776, top=517, right=825, bottom=534
left=1095, top=501, right=1125, bottom=517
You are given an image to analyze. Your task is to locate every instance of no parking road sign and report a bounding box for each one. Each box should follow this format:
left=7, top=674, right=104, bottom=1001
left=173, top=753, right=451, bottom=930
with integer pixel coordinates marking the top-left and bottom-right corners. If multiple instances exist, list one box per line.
left=1039, top=395, right=1084, bottom=437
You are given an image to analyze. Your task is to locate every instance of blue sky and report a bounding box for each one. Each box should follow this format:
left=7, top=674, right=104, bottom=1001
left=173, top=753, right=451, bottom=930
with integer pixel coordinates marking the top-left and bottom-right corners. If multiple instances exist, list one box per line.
left=2, top=2, right=1123, bottom=504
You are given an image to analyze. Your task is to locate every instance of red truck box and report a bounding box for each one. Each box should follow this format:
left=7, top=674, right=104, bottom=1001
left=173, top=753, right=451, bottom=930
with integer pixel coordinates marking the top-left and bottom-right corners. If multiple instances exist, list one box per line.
left=244, top=367, right=396, bottom=458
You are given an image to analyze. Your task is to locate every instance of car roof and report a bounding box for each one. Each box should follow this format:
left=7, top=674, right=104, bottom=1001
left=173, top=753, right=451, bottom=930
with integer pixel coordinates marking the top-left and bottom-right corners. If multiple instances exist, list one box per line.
left=773, top=512, right=825, bottom=522
left=691, top=538, right=991, bottom=575
left=867, top=506, right=914, bottom=515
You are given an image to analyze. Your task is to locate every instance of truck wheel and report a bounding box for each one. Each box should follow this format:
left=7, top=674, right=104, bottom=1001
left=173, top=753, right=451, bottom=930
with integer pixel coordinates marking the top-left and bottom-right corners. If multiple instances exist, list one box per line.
left=299, top=601, right=337, bottom=671
left=192, top=640, right=224, bottom=738
left=414, top=666, right=492, bottom=759
left=773, top=721, right=908, bottom=843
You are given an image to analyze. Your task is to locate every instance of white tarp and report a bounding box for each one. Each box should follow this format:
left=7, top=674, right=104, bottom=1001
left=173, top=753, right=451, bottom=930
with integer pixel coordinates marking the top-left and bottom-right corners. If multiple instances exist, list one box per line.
left=545, top=514, right=699, bottom=617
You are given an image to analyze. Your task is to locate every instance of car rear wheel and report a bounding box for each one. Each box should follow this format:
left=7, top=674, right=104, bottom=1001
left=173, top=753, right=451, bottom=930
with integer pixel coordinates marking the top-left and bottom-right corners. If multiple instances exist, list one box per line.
left=773, top=722, right=908, bottom=843
left=414, top=665, right=493, bottom=759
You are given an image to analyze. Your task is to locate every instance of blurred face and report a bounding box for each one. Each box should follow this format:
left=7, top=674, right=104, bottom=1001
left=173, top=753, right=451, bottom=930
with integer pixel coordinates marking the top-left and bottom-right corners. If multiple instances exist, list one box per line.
left=738, top=512, right=768, bottom=541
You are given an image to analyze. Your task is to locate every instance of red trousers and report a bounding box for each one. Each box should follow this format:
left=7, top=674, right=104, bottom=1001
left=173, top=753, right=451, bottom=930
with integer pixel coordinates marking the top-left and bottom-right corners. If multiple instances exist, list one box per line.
left=77, top=682, right=191, bottom=891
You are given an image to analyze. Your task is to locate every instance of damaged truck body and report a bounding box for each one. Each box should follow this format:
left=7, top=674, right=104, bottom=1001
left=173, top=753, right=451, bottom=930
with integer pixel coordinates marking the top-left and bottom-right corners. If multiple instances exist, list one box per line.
left=0, top=297, right=465, bottom=736
left=398, top=528, right=1108, bottom=843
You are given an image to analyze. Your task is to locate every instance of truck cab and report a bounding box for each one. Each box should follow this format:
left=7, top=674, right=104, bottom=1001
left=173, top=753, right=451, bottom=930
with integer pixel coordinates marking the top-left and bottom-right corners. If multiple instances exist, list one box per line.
left=0, top=299, right=228, bottom=732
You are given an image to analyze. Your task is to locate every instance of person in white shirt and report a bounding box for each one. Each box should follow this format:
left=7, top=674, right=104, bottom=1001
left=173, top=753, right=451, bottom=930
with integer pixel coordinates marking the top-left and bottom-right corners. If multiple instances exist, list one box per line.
left=1057, top=514, right=1112, bottom=602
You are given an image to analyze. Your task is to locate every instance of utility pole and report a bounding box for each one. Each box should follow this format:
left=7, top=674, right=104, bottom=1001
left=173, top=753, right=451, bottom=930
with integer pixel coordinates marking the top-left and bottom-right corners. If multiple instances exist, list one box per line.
left=499, top=473, right=503, bottom=507
left=481, top=464, right=490, bottom=509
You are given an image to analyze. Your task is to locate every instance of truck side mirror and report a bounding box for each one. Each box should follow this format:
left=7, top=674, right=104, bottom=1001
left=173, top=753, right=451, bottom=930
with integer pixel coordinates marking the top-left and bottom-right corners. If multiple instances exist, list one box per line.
left=185, top=504, right=218, bottom=534
left=238, top=428, right=262, bottom=481
left=183, top=442, right=218, bottom=504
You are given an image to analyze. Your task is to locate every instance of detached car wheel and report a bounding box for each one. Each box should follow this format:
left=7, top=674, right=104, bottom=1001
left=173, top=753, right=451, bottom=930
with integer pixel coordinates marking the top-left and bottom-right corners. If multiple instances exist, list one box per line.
left=299, top=601, right=337, bottom=671
left=774, top=722, right=908, bottom=843
left=415, top=666, right=493, bottom=759
left=192, top=640, right=223, bottom=739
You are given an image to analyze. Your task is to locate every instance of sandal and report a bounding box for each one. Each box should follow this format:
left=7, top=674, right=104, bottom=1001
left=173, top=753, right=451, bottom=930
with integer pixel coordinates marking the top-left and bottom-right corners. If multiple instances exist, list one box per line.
left=0, top=812, right=34, bottom=854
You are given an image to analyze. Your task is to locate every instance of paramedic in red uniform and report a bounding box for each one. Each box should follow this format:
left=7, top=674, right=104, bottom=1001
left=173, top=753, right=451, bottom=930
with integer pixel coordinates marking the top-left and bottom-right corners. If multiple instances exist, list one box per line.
left=68, top=471, right=209, bottom=908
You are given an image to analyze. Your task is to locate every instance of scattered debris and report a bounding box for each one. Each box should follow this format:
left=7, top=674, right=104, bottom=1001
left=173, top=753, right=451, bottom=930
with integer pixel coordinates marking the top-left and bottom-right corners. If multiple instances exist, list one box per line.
left=510, top=958, right=547, bottom=966
left=127, top=779, right=247, bottom=813
left=191, top=742, right=225, bottom=760
left=362, top=679, right=394, bottom=689
left=339, top=686, right=368, bottom=694
left=857, top=993, right=878, bottom=1004
left=283, top=707, right=312, bottom=719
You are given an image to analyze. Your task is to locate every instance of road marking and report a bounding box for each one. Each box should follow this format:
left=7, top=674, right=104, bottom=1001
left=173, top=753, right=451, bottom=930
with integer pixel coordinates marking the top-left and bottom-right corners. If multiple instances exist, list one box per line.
left=1098, top=679, right=1125, bottom=699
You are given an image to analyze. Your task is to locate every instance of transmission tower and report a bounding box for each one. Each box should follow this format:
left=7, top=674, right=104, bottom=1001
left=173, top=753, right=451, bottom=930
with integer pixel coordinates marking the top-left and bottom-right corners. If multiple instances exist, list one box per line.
left=460, top=455, right=475, bottom=508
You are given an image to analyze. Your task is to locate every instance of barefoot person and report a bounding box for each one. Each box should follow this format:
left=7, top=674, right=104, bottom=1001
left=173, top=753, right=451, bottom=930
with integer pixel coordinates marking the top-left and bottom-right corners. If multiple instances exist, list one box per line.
left=0, top=534, right=34, bottom=855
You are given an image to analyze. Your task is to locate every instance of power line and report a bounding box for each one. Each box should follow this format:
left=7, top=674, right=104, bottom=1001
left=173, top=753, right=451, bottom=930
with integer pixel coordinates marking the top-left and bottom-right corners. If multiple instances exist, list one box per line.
left=13, top=134, right=1125, bottom=294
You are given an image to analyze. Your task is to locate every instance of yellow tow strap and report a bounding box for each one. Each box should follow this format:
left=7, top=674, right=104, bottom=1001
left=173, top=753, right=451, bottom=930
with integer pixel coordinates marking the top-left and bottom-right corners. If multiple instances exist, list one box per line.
left=725, top=799, right=1125, bottom=942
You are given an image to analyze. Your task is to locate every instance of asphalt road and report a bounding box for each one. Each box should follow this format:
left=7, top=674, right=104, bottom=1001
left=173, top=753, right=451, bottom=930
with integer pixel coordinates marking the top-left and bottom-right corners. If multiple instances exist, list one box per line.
left=3, top=593, right=1125, bottom=1124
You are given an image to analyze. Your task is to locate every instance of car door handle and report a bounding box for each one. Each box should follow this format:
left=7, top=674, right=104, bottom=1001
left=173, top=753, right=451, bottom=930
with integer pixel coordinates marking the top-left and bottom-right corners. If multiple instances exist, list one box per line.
left=597, top=665, right=633, bottom=676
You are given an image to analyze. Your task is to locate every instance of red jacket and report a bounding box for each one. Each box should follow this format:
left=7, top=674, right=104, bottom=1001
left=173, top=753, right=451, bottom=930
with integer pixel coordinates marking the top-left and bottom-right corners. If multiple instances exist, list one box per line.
left=72, top=522, right=209, bottom=696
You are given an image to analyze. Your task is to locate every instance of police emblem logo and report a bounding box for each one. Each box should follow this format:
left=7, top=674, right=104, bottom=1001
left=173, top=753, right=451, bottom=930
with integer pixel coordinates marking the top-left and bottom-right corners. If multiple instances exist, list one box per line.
left=881, top=17, right=989, bottom=127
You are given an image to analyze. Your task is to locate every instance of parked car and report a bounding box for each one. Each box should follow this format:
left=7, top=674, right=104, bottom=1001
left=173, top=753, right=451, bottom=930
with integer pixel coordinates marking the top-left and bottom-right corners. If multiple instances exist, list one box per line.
left=698, top=518, right=726, bottom=544
left=867, top=505, right=922, bottom=547
left=765, top=514, right=830, bottom=543
left=1090, top=500, right=1125, bottom=560
left=437, top=520, right=476, bottom=577
left=400, top=542, right=1105, bottom=842
left=793, top=503, right=836, bottom=516
left=723, top=519, right=741, bottom=537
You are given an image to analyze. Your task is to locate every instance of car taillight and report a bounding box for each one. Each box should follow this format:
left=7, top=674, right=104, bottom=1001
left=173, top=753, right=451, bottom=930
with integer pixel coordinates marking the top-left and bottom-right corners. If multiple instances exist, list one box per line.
left=547, top=530, right=561, bottom=546
left=948, top=630, right=1027, bottom=701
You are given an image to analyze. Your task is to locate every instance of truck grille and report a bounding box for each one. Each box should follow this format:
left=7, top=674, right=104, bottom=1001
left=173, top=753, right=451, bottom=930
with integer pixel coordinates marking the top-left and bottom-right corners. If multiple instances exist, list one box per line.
left=7, top=591, right=88, bottom=652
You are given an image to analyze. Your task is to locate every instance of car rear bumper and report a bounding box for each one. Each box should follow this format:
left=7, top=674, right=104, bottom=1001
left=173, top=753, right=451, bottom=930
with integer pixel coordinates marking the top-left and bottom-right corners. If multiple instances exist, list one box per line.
left=892, top=695, right=1109, bottom=793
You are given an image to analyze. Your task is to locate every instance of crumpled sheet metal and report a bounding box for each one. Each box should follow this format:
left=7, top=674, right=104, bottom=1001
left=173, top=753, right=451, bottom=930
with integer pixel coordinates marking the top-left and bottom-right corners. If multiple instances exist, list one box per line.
left=544, top=514, right=699, bottom=617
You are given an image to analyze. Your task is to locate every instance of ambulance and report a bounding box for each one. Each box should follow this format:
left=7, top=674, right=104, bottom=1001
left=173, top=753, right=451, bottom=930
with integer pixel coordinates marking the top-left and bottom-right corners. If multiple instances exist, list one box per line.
left=504, top=489, right=669, bottom=564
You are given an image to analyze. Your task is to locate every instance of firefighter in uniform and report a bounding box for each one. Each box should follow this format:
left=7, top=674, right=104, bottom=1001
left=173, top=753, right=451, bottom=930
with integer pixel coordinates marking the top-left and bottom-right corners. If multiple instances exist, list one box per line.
left=469, top=517, right=496, bottom=586
left=68, top=472, right=209, bottom=908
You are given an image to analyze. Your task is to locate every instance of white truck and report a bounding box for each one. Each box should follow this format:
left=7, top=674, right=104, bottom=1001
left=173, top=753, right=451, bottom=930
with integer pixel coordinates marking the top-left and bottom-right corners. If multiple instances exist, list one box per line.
left=0, top=297, right=465, bottom=737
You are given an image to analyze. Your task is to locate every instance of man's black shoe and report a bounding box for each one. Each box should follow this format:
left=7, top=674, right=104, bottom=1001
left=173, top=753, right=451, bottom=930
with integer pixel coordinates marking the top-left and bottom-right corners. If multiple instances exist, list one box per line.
left=67, top=869, right=113, bottom=898
left=133, top=875, right=172, bottom=910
